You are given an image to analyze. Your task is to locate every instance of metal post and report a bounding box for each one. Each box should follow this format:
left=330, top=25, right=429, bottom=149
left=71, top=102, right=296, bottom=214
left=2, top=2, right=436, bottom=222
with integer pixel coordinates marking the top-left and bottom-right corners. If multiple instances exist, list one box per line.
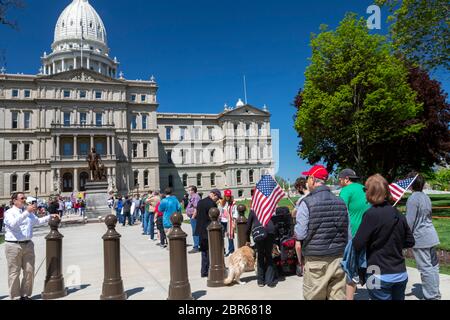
left=236, top=204, right=248, bottom=249
left=100, top=215, right=127, bottom=300
left=167, top=212, right=192, bottom=300
left=42, top=216, right=67, bottom=300
left=207, top=207, right=225, bottom=287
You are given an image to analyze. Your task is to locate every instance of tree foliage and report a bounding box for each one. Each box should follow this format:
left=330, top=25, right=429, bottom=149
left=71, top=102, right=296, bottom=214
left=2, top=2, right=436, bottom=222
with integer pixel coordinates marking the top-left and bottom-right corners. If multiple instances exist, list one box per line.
left=294, top=14, right=423, bottom=180
left=396, top=65, right=450, bottom=174
left=376, top=0, right=450, bottom=71
left=0, top=0, right=25, bottom=29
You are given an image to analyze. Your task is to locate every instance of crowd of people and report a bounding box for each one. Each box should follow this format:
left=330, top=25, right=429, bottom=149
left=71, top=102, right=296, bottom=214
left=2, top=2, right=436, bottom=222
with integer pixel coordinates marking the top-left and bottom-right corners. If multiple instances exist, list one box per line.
left=1, top=164, right=443, bottom=301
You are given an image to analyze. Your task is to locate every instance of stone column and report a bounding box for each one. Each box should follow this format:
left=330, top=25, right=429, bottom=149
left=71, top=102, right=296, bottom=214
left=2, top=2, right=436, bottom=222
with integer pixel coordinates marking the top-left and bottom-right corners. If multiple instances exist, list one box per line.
left=111, top=136, right=116, bottom=156
left=56, top=136, right=60, bottom=160
left=74, top=168, right=79, bottom=192
left=74, top=57, right=77, bottom=69
left=61, top=59, right=65, bottom=72
left=107, top=136, right=111, bottom=159
left=87, top=57, right=90, bottom=70
left=90, top=135, right=94, bottom=150
left=74, top=136, right=78, bottom=160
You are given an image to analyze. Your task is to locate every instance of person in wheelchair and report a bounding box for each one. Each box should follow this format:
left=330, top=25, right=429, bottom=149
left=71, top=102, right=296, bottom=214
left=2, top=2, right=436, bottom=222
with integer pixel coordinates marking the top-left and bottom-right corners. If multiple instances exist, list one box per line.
left=271, top=207, right=301, bottom=276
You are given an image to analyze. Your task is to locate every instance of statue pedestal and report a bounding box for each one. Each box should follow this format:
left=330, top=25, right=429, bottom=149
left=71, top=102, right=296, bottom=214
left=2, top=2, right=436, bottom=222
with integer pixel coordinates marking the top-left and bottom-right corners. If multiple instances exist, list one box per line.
left=85, top=181, right=111, bottom=219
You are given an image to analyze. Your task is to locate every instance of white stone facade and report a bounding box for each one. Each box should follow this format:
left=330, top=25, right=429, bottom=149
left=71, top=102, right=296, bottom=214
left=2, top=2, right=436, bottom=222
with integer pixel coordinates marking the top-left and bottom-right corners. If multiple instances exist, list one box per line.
left=0, top=0, right=274, bottom=202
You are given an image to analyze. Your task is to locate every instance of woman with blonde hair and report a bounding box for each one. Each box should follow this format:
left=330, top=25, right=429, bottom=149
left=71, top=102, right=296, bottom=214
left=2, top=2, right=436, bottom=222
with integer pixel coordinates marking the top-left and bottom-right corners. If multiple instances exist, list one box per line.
left=353, top=174, right=415, bottom=300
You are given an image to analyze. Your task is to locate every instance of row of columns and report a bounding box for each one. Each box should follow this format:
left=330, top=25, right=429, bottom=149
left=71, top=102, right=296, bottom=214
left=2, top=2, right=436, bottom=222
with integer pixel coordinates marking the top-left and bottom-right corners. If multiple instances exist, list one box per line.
left=43, top=57, right=116, bottom=76
left=53, top=135, right=116, bottom=160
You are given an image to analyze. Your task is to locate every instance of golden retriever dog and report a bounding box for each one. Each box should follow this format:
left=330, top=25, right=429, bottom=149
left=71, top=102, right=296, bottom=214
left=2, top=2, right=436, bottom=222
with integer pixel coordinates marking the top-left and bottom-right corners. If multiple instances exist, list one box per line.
left=224, top=245, right=256, bottom=286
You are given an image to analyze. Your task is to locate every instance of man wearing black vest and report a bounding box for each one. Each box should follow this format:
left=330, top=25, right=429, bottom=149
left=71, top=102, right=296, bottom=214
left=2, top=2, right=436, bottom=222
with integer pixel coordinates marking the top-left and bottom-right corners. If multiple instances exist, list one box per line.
left=295, top=165, right=349, bottom=300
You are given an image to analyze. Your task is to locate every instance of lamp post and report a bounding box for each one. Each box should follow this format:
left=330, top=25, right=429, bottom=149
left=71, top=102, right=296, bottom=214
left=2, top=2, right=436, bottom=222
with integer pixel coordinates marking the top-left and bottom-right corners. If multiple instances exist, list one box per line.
left=35, top=186, right=39, bottom=199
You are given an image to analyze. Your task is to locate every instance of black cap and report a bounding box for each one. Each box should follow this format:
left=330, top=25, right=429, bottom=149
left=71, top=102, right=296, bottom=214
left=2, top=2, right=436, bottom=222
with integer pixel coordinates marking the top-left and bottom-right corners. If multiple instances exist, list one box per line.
left=210, top=189, right=222, bottom=199
left=338, top=169, right=359, bottom=180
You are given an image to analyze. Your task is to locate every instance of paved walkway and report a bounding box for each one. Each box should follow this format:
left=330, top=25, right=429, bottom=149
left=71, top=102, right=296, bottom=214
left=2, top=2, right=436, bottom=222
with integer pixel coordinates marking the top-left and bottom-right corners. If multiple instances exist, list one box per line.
left=0, top=221, right=449, bottom=300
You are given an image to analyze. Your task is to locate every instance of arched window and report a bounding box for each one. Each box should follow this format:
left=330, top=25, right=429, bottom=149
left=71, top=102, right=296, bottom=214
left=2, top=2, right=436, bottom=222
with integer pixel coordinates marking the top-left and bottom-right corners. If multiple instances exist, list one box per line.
left=24, top=174, right=30, bottom=192
left=144, top=171, right=149, bottom=187
left=197, top=174, right=202, bottom=187
left=63, top=173, right=73, bottom=192
left=168, top=175, right=174, bottom=188
left=210, top=173, right=216, bottom=187
left=237, top=170, right=242, bottom=184
left=80, top=172, right=89, bottom=191
left=182, top=174, right=188, bottom=187
left=11, top=174, right=18, bottom=193
left=249, top=170, right=254, bottom=184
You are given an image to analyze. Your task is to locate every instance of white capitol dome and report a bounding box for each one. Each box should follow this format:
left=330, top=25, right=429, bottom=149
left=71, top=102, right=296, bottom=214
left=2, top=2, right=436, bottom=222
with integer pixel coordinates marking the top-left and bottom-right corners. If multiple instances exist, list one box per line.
left=42, top=0, right=119, bottom=77
left=54, top=0, right=107, bottom=46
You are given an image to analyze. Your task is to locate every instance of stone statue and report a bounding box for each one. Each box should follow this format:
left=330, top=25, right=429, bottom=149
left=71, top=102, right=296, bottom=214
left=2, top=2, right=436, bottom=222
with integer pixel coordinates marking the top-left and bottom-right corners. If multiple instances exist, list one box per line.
left=87, top=147, right=103, bottom=181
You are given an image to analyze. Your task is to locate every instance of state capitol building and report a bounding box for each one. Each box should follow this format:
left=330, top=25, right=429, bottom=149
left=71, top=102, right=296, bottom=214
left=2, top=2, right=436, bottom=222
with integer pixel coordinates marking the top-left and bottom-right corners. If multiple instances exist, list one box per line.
left=0, top=0, right=274, bottom=202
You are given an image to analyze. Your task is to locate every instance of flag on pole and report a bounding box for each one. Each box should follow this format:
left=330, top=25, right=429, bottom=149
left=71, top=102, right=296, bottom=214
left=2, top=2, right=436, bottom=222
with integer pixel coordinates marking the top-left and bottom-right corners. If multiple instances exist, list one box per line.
left=251, top=175, right=285, bottom=227
left=389, top=176, right=418, bottom=205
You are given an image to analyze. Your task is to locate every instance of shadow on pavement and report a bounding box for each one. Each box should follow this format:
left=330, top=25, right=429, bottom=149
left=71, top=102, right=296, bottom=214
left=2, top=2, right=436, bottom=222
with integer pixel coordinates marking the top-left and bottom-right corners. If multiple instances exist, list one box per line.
left=67, top=284, right=91, bottom=295
left=192, top=290, right=207, bottom=300
left=125, top=287, right=145, bottom=299
left=0, top=295, right=8, bottom=300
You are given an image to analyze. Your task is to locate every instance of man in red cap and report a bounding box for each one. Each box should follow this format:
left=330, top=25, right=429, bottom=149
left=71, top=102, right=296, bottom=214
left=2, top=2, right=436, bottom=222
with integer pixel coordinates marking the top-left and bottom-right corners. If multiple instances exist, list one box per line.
left=294, top=165, right=349, bottom=300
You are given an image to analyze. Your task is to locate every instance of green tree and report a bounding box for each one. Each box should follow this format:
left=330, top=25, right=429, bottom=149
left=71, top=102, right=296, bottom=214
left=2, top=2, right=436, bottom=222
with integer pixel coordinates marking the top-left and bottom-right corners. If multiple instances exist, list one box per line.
left=376, top=0, right=450, bottom=71
left=294, top=14, right=423, bottom=180
left=432, top=168, right=450, bottom=191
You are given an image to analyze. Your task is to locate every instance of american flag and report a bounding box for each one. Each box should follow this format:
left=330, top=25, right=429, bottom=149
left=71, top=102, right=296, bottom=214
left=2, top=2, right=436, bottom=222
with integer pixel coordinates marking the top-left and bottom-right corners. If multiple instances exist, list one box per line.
left=389, top=176, right=418, bottom=203
left=251, top=175, right=285, bottom=227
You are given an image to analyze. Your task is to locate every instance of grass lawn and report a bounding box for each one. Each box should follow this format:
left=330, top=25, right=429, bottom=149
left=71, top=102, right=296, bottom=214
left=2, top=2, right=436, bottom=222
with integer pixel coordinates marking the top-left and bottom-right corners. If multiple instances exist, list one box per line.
left=0, top=235, right=4, bottom=245
left=406, top=258, right=450, bottom=276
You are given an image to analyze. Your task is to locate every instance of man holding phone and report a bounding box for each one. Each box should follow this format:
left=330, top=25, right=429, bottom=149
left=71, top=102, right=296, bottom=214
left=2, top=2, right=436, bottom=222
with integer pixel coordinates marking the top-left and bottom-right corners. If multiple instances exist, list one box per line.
left=4, top=193, right=59, bottom=300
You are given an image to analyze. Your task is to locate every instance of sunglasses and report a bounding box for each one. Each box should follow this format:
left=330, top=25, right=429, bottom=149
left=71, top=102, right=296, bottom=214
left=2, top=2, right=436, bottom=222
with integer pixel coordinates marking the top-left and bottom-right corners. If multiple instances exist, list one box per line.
left=18, top=197, right=26, bottom=200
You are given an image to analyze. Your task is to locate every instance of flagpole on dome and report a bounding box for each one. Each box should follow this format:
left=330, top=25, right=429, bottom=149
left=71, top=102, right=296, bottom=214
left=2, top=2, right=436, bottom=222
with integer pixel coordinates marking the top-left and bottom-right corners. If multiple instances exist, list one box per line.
left=393, top=174, right=419, bottom=207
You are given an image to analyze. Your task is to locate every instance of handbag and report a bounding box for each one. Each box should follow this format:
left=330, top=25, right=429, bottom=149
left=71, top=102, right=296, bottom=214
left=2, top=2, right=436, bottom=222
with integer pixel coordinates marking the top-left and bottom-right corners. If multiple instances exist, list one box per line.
left=252, top=225, right=268, bottom=242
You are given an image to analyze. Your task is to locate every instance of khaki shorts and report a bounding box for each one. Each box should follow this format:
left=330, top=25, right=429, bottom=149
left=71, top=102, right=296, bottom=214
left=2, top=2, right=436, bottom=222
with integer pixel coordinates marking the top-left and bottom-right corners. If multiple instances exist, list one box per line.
left=303, top=255, right=346, bottom=300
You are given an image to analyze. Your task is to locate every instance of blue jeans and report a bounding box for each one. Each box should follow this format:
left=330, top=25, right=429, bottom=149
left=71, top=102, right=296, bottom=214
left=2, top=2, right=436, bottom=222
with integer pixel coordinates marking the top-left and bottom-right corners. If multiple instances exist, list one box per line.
left=143, top=211, right=150, bottom=234
left=148, top=213, right=155, bottom=239
left=116, top=208, right=123, bottom=224
left=190, top=217, right=199, bottom=249
left=221, top=222, right=235, bottom=254
left=368, top=279, right=408, bottom=300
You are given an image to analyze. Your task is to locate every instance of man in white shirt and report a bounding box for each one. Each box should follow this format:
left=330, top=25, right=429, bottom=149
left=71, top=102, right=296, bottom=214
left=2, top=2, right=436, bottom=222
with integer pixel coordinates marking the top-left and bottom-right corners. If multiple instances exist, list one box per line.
left=4, top=192, right=57, bottom=300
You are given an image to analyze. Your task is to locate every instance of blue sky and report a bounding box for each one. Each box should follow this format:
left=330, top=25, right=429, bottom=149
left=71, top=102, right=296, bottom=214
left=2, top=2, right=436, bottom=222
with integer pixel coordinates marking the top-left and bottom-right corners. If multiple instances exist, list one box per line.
left=1, top=0, right=448, bottom=182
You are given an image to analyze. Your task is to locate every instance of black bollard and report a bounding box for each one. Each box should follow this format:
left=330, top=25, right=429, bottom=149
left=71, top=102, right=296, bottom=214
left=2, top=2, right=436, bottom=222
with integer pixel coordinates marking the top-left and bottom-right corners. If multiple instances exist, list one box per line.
left=236, top=205, right=248, bottom=249
left=167, top=212, right=192, bottom=300
left=42, top=216, right=67, bottom=300
left=100, top=214, right=127, bottom=300
left=207, top=207, right=225, bottom=287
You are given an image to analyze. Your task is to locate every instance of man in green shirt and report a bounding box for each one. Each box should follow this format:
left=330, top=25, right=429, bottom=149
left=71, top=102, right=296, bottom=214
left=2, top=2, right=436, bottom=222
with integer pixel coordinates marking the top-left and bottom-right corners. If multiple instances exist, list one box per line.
left=338, top=168, right=371, bottom=300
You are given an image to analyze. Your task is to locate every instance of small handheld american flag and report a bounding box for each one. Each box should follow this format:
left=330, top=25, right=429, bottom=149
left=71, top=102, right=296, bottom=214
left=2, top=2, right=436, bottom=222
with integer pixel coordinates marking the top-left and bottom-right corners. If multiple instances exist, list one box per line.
left=251, top=175, right=285, bottom=227
left=389, top=175, right=418, bottom=206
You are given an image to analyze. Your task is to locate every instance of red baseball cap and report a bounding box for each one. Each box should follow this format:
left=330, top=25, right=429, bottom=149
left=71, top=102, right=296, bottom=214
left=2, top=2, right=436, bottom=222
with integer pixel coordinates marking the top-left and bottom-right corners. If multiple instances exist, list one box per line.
left=224, top=189, right=232, bottom=197
left=302, top=165, right=329, bottom=180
